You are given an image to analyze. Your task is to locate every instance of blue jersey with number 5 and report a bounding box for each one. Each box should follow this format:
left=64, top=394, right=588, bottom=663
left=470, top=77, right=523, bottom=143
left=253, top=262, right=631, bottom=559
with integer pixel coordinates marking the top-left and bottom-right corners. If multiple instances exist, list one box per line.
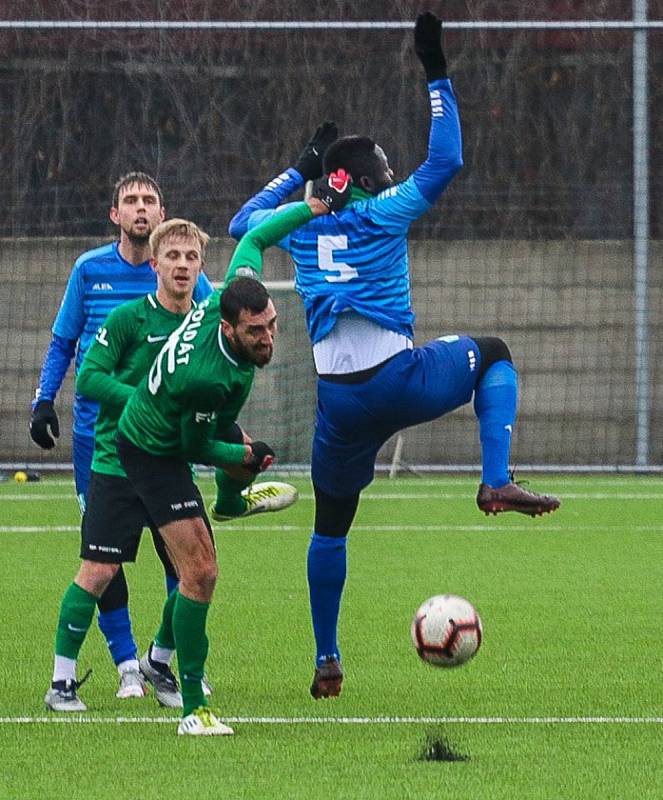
left=229, top=78, right=463, bottom=345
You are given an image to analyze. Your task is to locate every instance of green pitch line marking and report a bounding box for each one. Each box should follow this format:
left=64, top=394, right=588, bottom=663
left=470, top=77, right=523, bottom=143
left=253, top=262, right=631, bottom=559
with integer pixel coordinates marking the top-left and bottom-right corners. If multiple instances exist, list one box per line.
left=3, top=715, right=663, bottom=725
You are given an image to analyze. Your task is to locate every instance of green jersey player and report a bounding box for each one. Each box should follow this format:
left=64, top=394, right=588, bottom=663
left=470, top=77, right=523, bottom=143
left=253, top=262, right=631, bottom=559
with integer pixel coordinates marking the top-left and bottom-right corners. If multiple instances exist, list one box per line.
left=42, top=191, right=343, bottom=717
left=114, top=174, right=350, bottom=736
left=44, top=218, right=211, bottom=713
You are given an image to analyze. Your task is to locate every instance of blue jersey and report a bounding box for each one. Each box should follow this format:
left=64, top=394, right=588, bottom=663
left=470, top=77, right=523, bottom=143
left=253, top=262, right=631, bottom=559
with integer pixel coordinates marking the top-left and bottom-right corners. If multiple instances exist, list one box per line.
left=229, top=78, right=462, bottom=345
left=34, top=240, right=214, bottom=437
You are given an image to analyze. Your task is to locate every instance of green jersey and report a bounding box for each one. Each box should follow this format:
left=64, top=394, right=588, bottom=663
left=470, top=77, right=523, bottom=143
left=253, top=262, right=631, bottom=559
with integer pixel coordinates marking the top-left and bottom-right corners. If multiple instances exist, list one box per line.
left=77, top=293, right=191, bottom=477
left=118, top=201, right=314, bottom=467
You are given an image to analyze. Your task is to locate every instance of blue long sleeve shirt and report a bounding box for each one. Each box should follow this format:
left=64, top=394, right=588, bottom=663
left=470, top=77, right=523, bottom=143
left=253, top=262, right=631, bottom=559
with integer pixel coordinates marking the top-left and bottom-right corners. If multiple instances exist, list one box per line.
left=228, top=78, right=462, bottom=345
left=33, top=240, right=214, bottom=437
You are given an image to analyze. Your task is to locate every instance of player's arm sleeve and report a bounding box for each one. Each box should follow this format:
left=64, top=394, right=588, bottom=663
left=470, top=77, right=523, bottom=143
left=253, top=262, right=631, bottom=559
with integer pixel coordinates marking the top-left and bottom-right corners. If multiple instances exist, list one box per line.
left=179, top=412, right=247, bottom=468
left=366, top=78, right=463, bottom=235
left=223, top=202, right=314, bottom=287
left=32, top=261, right=86, bottom=408
left=193, top=270, right=215, bottom=302
left=76, top=309, right=134, bottom=412
left=32, top=334, right=77, bottom=408
left=411, top=78, right=463, bottom=204
left=228, top=168, right=304, bottom=240
left=52, top=260, right=87, bottom=341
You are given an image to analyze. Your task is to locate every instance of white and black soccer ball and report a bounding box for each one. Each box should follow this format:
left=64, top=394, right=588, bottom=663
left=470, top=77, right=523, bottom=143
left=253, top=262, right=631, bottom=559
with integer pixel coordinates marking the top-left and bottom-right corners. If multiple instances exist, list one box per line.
left=411, top=594, right=483, bottom=668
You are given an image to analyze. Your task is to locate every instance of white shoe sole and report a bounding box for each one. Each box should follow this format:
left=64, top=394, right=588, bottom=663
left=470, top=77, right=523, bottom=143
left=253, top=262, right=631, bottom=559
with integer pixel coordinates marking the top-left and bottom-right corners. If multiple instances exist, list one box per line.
left=177, top=717, right=234, bottom=736
left=44, top=692, right=87, bottom=712
left=116, top=685, right=147, bottom=699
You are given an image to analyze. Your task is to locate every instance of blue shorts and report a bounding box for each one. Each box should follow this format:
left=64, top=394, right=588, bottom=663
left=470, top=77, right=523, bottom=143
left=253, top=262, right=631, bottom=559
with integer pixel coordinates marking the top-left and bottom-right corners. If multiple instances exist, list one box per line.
left=312, top=335, right=480, bottom=497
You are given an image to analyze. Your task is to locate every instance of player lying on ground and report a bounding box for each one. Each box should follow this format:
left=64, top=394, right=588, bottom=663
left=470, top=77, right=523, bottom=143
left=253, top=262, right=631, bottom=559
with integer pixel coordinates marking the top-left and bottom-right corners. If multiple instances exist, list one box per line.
left=113, top=178, right=350, bottom=736
left=229, top=12, right=560, bottom=700
left=44, top=218, right=302, bottom=714
left=32, top=173, right=215, bottom=699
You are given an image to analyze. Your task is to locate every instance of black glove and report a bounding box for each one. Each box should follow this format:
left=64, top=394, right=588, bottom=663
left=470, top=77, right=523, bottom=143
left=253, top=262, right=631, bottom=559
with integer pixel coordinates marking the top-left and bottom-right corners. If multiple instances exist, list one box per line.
left=414, top=11, right=447, bottom=81
left=312, top=169, right=352, bottom=213
left=30, top=399, right=60, bottom=449
left=246, top=440, right=275, bottom=474
left=294, top=122, right=338, bottom=182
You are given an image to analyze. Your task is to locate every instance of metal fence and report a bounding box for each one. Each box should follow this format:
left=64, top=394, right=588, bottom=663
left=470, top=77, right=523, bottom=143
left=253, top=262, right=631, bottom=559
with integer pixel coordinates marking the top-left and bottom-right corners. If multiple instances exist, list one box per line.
left=1, top=3, right=661, bottom=470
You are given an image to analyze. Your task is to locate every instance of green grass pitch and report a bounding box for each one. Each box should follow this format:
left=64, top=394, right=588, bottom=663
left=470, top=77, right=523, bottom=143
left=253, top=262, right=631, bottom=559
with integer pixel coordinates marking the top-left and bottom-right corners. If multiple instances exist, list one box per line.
left=2, top=473, right=663, bottom=799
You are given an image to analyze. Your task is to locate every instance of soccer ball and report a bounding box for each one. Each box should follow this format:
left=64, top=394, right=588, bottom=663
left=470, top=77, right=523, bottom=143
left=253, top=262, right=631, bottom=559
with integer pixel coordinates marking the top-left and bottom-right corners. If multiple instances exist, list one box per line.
left=411, top=594, right=483, bottom=667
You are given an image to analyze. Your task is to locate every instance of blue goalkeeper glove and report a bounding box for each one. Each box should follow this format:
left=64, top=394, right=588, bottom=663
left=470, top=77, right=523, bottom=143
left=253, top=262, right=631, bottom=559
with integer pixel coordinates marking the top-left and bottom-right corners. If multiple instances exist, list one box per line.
left=414, top=11, right=447, bottom=81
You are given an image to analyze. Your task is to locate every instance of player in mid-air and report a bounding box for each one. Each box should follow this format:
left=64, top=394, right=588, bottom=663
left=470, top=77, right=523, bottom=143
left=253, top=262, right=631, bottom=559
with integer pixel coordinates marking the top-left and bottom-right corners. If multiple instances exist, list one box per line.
left=229, top=11, right=561, bottom=700
left=114, top=178, right=350, bottom=735
left=44, top=218, right=298, bottom=713
left=30, top=173, right=214, bottom=699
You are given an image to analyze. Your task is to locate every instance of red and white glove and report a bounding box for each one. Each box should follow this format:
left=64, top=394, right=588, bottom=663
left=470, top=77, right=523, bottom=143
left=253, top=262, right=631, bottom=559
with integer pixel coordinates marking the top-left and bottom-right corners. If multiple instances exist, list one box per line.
left=312, top=169, right=352, bottom=212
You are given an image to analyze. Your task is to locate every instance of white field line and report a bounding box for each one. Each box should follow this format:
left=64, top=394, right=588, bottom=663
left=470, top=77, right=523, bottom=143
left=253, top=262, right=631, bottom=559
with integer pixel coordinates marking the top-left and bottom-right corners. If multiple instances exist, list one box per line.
left=5, top=477, right=663, bottom=488
left=2, top=715, right=663, bottom=726
left=5, top=492, right=663, bottom=502
left=4, top=524, right=663, bottom=535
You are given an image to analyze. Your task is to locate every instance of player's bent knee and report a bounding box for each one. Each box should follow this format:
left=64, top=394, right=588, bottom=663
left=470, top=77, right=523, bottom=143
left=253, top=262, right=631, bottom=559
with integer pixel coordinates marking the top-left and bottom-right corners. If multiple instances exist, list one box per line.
left=473, top=336, right=512, bottom=381
left=76, top=560, right=120, bottom=598
left=314, top=484, right=360, bottom=538
left=180, top=561, right=217, bottom=601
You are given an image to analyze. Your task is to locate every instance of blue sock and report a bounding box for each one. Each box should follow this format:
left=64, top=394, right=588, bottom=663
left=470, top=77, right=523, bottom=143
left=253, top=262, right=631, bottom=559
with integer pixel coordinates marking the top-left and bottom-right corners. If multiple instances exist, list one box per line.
left=307, top=532, right=347, bottom=667
left=166, top=574, right=179, bottom=596
left=473, top=360, right=518, bottom=487
left=97, top=607, right=138, bottom=666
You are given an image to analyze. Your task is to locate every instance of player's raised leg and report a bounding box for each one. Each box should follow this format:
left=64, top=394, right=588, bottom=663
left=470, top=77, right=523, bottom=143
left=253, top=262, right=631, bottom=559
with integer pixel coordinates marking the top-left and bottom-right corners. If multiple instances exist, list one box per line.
left=208, top=425, right=298, bottom=522
left=210, top=475, right=299, bottom=522
left=472, top=337, right=560, bottom=517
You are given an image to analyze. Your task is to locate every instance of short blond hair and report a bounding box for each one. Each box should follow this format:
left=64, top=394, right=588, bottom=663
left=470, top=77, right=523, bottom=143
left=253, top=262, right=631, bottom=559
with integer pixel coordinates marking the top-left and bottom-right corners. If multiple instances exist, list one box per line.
left=149, top=218, right=210, bottom=260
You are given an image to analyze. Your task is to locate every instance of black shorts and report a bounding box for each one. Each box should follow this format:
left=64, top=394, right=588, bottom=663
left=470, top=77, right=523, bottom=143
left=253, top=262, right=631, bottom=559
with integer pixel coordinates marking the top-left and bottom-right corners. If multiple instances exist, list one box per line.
left=81, top=471, right=159, bottom=564
left=116, top=433, right=212, bottom=534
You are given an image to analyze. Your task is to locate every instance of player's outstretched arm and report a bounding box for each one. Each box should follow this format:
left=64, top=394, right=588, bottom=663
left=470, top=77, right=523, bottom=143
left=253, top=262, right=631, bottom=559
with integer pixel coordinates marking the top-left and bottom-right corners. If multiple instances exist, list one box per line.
left=223, top=171, right=351, bottom=287
left=409, top=12, right=463, bottom=206
left=414, top=11, right=447, bottom=82
left=228, top=122, right=338, bottom=240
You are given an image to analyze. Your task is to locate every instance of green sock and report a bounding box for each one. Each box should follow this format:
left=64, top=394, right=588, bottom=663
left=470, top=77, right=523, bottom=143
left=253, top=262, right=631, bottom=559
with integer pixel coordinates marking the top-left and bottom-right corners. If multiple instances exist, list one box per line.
left=214, top=468, right=251, bottom=517
left=153, top=588, right=177, bottom=651
left=55, top=582, right=97, bottom=660
left=173, top=591, right=211, bottom=716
